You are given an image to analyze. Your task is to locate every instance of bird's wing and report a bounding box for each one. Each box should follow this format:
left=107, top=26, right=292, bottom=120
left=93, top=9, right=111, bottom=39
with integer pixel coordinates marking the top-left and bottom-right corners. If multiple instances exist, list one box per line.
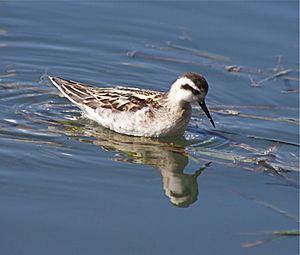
left=49, top=76, right=164, bottom=111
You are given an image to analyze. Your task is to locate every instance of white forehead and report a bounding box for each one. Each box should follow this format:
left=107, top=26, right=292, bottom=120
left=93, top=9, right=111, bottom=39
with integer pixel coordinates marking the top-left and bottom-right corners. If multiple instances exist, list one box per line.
left=175, top=77, right=199, bottom=91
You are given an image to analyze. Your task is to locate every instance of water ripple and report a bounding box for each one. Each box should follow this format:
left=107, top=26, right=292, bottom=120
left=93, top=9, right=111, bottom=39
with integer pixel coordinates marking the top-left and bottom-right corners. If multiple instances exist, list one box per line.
left=0, top=77, right=298, bottom=177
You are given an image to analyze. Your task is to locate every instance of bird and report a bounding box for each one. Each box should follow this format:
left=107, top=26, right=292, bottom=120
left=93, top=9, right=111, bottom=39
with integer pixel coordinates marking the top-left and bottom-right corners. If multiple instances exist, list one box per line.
left=48, top=72, right=215, bottom=138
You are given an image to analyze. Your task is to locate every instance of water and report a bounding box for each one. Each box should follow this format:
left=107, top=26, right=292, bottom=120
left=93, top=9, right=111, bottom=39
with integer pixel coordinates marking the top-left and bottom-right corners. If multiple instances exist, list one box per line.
left=0, top=1, right=299, bottom=254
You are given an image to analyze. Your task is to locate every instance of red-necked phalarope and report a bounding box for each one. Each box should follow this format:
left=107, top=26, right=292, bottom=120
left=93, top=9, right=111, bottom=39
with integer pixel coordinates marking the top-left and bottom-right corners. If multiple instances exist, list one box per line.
left=48, top=72, right=215, bottom=137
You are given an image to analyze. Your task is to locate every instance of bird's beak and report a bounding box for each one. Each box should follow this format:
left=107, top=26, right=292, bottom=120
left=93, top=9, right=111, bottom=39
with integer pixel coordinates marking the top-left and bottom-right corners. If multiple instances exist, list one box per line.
left=198, top=100, right=215, bottom=128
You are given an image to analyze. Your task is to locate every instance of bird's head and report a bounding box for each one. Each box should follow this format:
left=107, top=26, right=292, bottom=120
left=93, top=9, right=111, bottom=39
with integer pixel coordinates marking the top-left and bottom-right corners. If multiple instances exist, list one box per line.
left=168, top=72, right=215, bottom=128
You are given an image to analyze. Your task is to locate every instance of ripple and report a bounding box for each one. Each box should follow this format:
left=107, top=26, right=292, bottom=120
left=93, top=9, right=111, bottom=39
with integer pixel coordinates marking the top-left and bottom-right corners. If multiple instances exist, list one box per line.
left=0, top=78, right=298, bottom=176
left=0, top=81, right=75, bottom=143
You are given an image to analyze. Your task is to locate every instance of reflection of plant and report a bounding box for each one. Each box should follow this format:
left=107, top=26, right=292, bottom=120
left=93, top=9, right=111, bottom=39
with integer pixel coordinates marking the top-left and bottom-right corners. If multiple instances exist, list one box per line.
left=230, top=189, right=300, bottom=248
left=242, top=230, right=300, bottom=248
left=188, top=139, right=299, bottom=188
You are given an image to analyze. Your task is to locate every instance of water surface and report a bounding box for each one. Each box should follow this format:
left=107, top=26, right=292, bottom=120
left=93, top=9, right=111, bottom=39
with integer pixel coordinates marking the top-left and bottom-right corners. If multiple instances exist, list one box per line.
left=0, top=1, right=299, bottom=254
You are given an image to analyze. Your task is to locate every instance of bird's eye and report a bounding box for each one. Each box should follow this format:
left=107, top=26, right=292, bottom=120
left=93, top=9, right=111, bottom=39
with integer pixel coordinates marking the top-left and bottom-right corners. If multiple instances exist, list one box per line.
left=193, top=89, right=200, bottom=95
left=181, top=84, right=201, bottom=95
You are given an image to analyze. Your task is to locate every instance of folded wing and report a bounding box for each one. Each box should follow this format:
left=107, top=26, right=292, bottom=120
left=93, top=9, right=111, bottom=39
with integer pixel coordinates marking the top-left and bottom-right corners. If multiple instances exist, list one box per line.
left=49, top=76, right=164, bottom=112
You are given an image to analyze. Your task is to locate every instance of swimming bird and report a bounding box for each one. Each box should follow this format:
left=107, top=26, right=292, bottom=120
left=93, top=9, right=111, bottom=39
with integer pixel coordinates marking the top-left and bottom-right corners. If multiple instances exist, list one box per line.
left=48, top=72, right=215, bottom=137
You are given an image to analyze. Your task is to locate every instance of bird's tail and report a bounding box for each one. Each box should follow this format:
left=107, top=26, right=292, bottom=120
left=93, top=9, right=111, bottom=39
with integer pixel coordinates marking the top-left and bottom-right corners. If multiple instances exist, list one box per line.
left=48, top=76, right=95, bottom=107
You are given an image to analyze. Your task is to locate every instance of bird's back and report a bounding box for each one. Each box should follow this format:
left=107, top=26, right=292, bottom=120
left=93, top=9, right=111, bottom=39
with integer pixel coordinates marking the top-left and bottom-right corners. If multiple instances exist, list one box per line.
left=49, top=76, right=164, bottom=112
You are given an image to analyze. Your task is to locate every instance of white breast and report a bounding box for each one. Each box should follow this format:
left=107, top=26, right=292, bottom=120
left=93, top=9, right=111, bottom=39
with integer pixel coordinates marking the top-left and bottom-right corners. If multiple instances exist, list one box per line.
left=82, top=105, right=192, bottom=137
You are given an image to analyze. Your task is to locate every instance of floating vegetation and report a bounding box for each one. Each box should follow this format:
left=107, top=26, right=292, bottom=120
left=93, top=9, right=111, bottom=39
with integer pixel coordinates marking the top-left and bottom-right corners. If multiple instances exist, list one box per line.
left=1, top=26, right=298, bottom=190
left=247, top=135, right=299, bottom=147
left=234, top=189, right=300, bottom=248
left=210, top=108, right=300, bottom=126
left=242, top=229, right=300, bottom=248
left=127, top=47, right=299, bottom=87
left=54, top=115, right=299, bottom=181
left=189, top=144, right=299, bottom=176
left=166, top=41, right=231, bottom=62
left=271, top=230, right=300, bottom=236
left=126, top=50, right=203, bottom=67
left=225, top=65, right=241, bottom=72
left=233, top=189, right=299, bottom=222
left=126, top=31, right=299, bottom=89
left=250, top=68, right=294, bottom=86
left=281, top=88, right=300, bottom=94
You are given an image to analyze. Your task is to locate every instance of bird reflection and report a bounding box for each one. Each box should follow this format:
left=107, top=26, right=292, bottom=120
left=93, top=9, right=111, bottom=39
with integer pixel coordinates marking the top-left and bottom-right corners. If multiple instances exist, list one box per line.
left=60, top=118, right=211, bottom=208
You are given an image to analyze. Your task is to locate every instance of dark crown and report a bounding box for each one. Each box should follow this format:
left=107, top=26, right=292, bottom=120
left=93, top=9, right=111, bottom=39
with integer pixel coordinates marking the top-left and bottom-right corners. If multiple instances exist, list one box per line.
left=183, top=72, right=208, bottom=94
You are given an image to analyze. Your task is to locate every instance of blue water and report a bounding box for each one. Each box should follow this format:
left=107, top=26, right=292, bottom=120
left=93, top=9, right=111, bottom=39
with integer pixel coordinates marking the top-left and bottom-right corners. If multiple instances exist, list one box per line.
left=0, top=1, right=299, bottom=254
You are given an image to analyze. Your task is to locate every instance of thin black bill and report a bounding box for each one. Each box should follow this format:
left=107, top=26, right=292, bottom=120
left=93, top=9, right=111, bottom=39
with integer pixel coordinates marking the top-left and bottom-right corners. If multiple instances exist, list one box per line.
left=198, top=101, right=215, bottom=128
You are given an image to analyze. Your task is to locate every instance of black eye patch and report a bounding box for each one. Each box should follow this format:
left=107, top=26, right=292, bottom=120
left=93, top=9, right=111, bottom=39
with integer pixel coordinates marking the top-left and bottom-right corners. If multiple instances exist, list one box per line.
left=193, top=89, right=200, bottom=95
left=181, top=84, right=200, bottom=95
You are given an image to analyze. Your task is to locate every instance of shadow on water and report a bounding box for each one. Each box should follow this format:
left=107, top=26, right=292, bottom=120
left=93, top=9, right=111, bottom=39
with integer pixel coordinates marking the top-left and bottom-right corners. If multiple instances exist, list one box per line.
left=57, top=118, right=212, bottom=208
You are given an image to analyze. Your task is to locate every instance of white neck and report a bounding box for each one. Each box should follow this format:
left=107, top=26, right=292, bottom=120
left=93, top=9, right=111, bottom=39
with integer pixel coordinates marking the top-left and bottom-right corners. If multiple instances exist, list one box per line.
left=166, top=77, right=198, bottom=108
